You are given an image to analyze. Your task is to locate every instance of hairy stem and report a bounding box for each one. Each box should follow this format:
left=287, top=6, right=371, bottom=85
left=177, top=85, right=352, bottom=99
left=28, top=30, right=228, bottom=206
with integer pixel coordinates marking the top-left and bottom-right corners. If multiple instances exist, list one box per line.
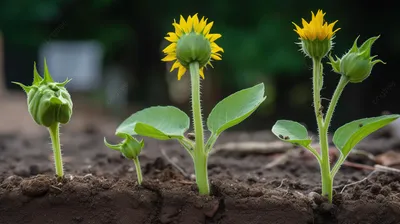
left=133, top=157, right=143, bottom=185
left=189, top=62, right=209, bottom=195
left=312, top=58, right=332, bottom=202
left=48, top=122, right=64, bottom=178
left=324, top=75, right=349, bottom=130
left=326, top=76, right=349, bottom=178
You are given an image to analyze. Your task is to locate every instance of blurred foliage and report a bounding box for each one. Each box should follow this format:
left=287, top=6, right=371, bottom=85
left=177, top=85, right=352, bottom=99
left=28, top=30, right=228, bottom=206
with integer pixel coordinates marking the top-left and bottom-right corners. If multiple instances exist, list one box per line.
left=1, top=0, right=399, bottom=130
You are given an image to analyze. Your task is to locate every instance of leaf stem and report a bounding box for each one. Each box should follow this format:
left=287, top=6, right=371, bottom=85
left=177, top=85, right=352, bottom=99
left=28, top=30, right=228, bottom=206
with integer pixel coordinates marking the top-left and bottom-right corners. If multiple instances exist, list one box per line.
left=305, top=145, right=322, bottom=162
left=133, top=157, right=143, bottom=185
left=189, top=62, right=210, bottom=195
left=48, top=122, right=64, bottom=178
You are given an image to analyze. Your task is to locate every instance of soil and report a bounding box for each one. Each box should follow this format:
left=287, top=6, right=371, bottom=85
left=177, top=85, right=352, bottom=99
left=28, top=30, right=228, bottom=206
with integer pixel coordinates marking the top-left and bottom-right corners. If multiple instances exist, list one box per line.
left=1, top=102, right=400, bottom=223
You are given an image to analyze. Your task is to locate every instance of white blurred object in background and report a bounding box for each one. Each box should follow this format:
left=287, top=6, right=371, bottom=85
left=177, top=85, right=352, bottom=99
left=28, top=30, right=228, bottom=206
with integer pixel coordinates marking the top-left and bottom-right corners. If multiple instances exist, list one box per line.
left=38, top=41, right=103, bottom=91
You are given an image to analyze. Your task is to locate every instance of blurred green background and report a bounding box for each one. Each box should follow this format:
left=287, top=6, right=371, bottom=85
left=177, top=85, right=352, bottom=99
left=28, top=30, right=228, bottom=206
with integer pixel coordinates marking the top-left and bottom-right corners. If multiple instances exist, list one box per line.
left=1, top=0, right=399, bottom=132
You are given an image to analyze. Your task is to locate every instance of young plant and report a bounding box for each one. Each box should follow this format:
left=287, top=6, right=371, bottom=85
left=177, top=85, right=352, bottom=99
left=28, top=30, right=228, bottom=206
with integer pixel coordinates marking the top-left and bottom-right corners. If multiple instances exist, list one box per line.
left=272, top=9, right=399, bottom=203
left=13, top=60, right=73, bottom=178
left=109, top=14, right=266, bottom=195
left=104, top=133, right=144, bottom=185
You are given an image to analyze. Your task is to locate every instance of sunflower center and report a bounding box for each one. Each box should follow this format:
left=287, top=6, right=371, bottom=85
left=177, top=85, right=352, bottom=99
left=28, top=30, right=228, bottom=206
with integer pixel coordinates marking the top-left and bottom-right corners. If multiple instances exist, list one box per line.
left=176, top=32, right=211, bottom=68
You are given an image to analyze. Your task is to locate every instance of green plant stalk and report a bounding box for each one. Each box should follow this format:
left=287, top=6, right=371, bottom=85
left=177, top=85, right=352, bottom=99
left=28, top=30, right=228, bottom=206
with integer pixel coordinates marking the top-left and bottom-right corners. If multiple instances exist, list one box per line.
left=326, top=76, right=349, bottom=178
left=189, top=62, right=210, bottom=195
left=312, top=58, right=332, bottom=202
left=48, top=122, right=64, bottom=178
left=133, top=157, right=143, bottom=185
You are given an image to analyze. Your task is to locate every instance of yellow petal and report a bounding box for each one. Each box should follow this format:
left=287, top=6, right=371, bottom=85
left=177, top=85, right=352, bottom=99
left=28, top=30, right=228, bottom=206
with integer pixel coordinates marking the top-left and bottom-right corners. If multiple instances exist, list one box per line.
left=203, top=21, right=214, bottom=35
left=211, top=54, right=222, bottom=60
left=161, top=54, right=176, bottom=61
left=173, top=20, right=182, bottom=37
left=177, top=65, right=187, bottom=80
left=170, top=60, right=180, bottom=72
left=196, top=17, right=207, bottom=33
left=199, top=67, right=205, bottom=79
left=187, top=15, right=193, bottom=32
left=165, top=32, right=178, bottom=42
left=162, top=43, right=177, bottom=53
left=180, top=15, right=189, bottom=33
left=211, top=42, right=224, bottom=53
left=193, top=14, right=199, bottom=31
left=207, top=34, right=221, bottom=42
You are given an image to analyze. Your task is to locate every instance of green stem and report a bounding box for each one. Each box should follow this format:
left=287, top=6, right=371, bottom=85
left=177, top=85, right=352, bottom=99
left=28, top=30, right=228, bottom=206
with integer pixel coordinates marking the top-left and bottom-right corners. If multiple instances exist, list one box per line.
left=324, top=75, right=349, bottom=130
left=133, top=157, right=143, bottom=185
left=312, top=58, right=332, bottom=202
left=189, top=62, right=209, bottom=195
left=325, top=76, right=349, bottom=179
left=331, top=155, right=345, bottom=178
left=48, top=122, right=64, bottom=178
left=205, top=133, right=218, bottom=154
left=305, top=145, right=322, bottom=162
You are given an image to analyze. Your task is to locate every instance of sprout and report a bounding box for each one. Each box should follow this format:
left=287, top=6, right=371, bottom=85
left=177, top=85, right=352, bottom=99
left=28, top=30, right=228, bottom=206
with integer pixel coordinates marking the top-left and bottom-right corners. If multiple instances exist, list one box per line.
left=13, top=60, right=73, bottom=178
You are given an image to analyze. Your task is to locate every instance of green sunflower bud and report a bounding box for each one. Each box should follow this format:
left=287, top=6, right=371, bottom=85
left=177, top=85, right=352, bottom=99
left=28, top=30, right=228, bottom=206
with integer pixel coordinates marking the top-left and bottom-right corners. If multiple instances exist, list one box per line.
left=13, top=60, right=73, bottom=127
left=301, top=39, right=332, bottom=60
left=104, top=133, right=144, bottom=160
left=328, top=36, right=385, bottom=83
left=176, top=32, right=211, bottom=68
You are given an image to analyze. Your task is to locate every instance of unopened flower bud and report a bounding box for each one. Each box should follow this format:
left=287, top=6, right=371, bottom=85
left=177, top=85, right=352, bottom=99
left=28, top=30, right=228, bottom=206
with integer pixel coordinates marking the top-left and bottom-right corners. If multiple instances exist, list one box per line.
left=176, top=33, right=211, bottom=68
left=13, top=60, right=73, bottom=127
left=104, top=133, right=144, bottom=160
left=329, top=36, right=385, bottom=83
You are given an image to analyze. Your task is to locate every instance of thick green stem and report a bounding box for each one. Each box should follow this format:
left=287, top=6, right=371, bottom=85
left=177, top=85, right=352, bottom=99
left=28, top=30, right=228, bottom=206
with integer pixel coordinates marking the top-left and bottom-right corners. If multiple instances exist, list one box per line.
left=189, top=62, right=210, bottom=195
left=312, top=58, right=332, bottom=202
left=48, top=122, right=64, bottom=178
left=133, top=157, right=143, bottom=185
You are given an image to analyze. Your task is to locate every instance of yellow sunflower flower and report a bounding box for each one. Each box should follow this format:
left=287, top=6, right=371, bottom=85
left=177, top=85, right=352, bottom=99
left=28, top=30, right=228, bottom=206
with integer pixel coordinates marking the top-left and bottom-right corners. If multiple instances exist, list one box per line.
left=162, top=14, right=224, bottom=80
left=293, top=10, right=340, bottom=59
left=293, top=9, right=340, bottom=41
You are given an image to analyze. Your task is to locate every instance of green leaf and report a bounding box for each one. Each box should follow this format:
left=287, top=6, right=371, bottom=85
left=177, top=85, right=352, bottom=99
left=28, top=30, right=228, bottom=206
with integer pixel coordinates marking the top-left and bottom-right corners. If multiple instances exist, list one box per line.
left=271, top=120, right=312, bottom=147
left=207, top=83, right=266, bottom=135
left=116, top=106, right=190, bottom=140
left=333, top=114, right=400, bottom=158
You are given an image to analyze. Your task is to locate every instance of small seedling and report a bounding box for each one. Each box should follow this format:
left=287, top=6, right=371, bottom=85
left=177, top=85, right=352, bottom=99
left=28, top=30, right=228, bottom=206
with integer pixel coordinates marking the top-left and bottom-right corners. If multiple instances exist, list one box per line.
left=13, top=60, right=73, bottom=179
left=104, top=133, right=144, bottom=184
left=108, top=14, right=266, bottom=195
left=272, top=9, right=399, bottom=203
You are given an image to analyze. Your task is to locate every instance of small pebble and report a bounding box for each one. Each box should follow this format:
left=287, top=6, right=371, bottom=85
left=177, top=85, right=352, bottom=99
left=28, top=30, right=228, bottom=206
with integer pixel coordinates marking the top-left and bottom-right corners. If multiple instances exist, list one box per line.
left=308, top=191, right=325, bottom=206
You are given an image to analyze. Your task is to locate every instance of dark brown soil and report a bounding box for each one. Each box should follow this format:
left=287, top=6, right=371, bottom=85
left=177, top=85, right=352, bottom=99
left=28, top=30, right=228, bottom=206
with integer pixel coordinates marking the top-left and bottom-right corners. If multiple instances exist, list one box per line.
left=1, top=122, right=400, bottom=224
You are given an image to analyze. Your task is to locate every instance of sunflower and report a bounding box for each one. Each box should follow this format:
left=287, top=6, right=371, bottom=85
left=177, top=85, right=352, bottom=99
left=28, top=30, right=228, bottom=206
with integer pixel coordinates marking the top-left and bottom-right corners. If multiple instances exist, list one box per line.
left=162, top=14, right=224, bottom=80
left=293, top=10, right=340, bottom=41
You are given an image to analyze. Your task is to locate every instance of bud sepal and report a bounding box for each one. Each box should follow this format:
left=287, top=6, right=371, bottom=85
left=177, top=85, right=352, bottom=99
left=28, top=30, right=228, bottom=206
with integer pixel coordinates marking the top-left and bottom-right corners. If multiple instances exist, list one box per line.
left=328, top=36, right=385, bottom=83
left=300, top=38, right=332, bottom=60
